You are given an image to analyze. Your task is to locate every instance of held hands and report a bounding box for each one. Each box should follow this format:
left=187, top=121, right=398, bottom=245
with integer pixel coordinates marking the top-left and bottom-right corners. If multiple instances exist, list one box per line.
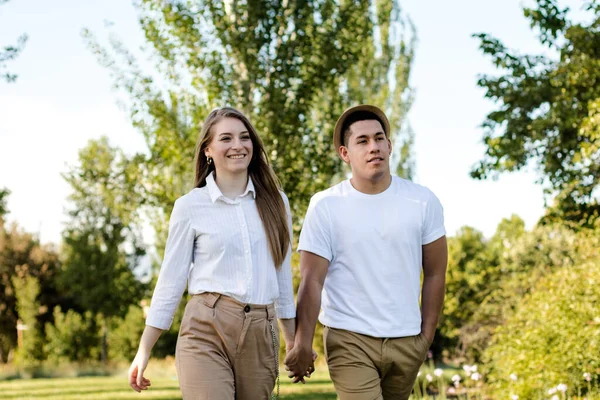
left=128, top=351, right=152, bottom=392
left=283, top=343, right=318, bottom=384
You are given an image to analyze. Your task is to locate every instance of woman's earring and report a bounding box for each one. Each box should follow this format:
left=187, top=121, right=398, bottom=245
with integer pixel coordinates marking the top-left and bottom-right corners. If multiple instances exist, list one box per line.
left=207, top=156, right=213, bottom=165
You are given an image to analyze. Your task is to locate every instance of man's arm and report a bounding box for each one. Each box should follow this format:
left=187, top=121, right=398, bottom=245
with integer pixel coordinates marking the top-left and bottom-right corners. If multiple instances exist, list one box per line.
left=420, top=236, right=448, bottom=343
left=284, top=250, right=329, bottom=382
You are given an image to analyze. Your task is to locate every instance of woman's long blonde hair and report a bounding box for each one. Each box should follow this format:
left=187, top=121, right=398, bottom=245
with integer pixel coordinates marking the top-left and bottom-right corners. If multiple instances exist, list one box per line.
left=193, top=107, right=290, bottom=267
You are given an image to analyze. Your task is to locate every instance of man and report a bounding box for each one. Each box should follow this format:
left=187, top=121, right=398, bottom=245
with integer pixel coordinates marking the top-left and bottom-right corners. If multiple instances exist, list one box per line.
left=284, top=105, right=448, bottom=399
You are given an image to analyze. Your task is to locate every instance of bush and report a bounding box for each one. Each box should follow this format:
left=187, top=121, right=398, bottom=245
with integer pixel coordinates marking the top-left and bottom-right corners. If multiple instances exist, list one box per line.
left=484, top=261, right=600, bottom=398
left=12, top=274, right=44, bottom=365
left=45, top=307, right=101, bottom=363
left=107, top=305, right=145, bottom=361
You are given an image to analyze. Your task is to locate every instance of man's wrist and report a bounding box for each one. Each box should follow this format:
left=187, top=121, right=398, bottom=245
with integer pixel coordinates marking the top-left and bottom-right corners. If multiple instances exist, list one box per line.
left=294, top=335, right=313, bottom=351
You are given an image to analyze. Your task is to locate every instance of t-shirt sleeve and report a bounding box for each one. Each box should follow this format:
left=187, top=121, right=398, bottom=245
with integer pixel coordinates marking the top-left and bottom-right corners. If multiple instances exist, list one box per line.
left=297, top=196, right=333, bottom=261
left=422, top=189, right=446, bottom=245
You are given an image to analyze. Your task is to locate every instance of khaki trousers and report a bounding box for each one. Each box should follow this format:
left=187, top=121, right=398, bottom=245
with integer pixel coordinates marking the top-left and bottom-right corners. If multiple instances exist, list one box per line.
left=324, top=326, right=430, bottom=400
left=175, top=292, right=279, bottom=400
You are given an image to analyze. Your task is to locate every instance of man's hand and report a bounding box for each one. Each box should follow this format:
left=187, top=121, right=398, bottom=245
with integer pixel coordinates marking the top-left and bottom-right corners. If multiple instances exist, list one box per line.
left=284, top=344, right=316, bottom=383
left=420, top=328, right=435, bottom=345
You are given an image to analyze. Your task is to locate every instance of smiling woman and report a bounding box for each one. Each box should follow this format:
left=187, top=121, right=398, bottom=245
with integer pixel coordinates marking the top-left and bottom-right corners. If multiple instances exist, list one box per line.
left=126, top=107, right=307, bottom=400
left=202, top=118, right=254, bottom=182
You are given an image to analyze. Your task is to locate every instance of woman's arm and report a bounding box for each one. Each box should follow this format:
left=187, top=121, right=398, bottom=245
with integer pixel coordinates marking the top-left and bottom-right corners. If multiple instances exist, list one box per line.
left=128, top=325, right=163, bottom=392
left=129, top=198, right=195, bottom=392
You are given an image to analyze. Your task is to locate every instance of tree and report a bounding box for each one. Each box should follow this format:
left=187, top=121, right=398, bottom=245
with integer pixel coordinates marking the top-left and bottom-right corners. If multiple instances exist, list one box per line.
left=462, top=219, right=583, bottom=362
left=60, top=137, right=146, bottom=360
left=0, top=188, right=9, bottom=220
left=0, top=0, right=28, bottom=83
left=438, top=225, right=490, bottom=360
left=0, top=217, right=61, bottom=363
left=12, top=273, right=43, bottom=365
left=472, top=0, right=600, bottom=228
left=83, top=0, right=416, bottom=244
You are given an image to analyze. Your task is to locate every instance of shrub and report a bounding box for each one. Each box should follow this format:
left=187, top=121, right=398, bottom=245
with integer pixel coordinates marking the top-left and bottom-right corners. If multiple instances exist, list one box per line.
left=484, top=261, right=600, bottom=398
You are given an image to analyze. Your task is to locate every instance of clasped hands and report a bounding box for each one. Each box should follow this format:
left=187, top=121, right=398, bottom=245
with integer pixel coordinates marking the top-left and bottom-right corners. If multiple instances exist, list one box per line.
left=283, top=343, right=318, bottom=384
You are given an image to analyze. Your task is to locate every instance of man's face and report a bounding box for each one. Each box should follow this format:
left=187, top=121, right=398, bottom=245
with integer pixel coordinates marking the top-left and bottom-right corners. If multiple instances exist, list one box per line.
left=339, top=119, right=392, bottom=182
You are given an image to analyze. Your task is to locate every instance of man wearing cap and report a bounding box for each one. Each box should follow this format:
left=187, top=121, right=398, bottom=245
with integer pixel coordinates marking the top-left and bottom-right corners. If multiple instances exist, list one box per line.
left=284, top=105, right=448, bottom=399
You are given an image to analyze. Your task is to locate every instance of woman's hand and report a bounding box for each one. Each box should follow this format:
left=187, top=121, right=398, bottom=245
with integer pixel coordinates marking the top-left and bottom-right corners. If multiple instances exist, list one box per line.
left=128, top=351, right=152, bottom=392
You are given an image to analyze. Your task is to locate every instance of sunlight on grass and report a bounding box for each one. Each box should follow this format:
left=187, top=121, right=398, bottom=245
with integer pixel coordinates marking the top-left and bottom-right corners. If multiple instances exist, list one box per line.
left=0, top=369, right=337, bottom=400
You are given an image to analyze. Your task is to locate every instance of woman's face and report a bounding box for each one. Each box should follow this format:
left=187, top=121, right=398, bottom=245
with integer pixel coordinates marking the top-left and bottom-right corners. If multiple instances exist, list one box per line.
left=205, top=117, right=254, bottom=178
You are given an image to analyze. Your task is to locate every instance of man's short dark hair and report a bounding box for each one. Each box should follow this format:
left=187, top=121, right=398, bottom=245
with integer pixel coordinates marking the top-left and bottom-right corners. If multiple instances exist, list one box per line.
left=341, top=111, right=387, bottom=146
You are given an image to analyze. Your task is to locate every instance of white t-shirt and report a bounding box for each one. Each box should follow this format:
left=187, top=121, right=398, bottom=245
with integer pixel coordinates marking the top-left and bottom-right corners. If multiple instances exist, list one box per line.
left=297, top=176, right=445, bottom=338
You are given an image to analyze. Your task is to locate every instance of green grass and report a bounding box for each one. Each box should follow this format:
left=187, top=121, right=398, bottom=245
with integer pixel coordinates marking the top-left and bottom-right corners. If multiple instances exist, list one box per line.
left=0, top=369, right=337, bottom=400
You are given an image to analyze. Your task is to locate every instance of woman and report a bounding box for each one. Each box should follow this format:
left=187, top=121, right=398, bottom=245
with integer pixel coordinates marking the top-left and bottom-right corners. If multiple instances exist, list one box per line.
left=128, top=107, right=306, bottom=399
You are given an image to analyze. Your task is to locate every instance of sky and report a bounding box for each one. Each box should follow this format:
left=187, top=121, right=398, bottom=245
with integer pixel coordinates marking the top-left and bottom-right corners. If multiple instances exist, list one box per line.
left=0, top=0, right=588, bottom=245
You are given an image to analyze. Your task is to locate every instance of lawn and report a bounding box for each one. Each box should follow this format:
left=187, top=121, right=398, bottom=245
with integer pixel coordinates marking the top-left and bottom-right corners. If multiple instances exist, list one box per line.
left=0, top=369, right=337, bottom=400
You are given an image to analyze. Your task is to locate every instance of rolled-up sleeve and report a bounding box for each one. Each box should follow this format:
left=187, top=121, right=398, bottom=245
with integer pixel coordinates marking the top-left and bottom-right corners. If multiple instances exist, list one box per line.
left=146, top=199, right=195, bottom=330
left=275, top=192, right=296, bottom=319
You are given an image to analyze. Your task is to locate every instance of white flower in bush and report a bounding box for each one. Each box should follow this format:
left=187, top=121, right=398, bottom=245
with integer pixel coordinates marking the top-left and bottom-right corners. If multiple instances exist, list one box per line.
left=548, top=388, right=557, bottom=395
left=426, top=374, right=433, bottom=382
left=471, top=372, right=481, bottom=381
left=452, top=374, right=461, bottom=382
left=583, top=372, right=591, bottom=381
left=557, top=383, right=567, bottom=393
left=510, top=395, right=518, bottom=400
left=434, top=368, right=443, bottom=377
left=462, top=364, right=477, bottom=376
left=551, top=396, right=559, bottom=400
left=510, top=373, right=518, bottom=381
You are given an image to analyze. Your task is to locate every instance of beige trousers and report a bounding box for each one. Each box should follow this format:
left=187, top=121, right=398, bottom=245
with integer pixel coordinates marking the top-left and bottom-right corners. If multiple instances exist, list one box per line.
left=175, top=292, right=279, bottom=400
left=324, top=326, right=430, bottom=400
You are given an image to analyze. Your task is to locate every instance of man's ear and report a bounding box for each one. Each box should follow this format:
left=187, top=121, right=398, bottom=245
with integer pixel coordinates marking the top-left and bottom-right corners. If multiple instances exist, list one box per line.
left=339, top=146, right=350, bottom=164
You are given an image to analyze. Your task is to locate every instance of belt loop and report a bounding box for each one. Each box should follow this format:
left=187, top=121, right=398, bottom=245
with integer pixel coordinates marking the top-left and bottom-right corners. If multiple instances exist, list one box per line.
left=202, top=292, right=221, bottom=308
left=266, top=304, right=275, bottom=320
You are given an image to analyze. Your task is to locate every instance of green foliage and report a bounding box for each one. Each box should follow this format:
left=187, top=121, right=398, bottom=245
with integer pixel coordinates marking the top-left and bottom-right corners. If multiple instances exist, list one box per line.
left=0, top=1, right=28, bottom=83
left=0, top=212, right=61, bottom=363
left=440, top=216, right=592, bottom=362
left=484, top=260, right=600, bottom=398
left=11, top=274, right=43, bottom=365
left=468, top=223, right=587, bottom=360
left=438, top=225, right=490, bottom=359
left=0, top=187, right=9, bottom=220
left=472, top=0, right=600, bottom=228
left=107, top=305, right=145, bottom=361
left=83, top=0, right=416, bottom=247
left=60, top=137, right=146, bottom=320
left=44, top=307, right=101, bottom=363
